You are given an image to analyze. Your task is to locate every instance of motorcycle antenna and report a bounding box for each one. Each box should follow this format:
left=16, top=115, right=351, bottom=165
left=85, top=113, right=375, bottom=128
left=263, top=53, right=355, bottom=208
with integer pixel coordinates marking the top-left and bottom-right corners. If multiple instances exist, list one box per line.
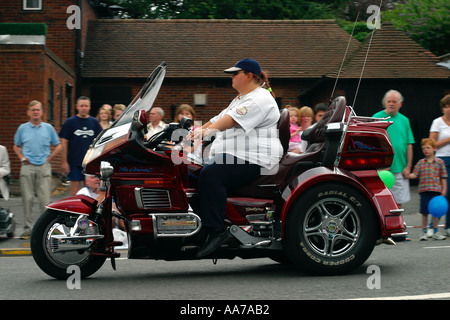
left=330, top=11, right=360, bottom=103
left=352, top=0, right=383, bottom=109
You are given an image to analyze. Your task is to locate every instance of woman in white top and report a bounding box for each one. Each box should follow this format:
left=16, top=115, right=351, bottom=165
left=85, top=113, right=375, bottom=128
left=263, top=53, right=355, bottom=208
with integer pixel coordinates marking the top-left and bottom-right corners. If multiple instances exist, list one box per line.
left=429, top=94, right=450, bottom=235
left=192, top=59, right=283, bottom=257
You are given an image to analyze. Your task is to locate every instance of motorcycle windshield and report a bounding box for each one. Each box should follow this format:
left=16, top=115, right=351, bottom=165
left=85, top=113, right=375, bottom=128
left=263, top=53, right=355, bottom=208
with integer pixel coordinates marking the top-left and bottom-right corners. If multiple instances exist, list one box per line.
left=92, top=62, right=166, bottom=147
left=82, top=62, right=166, bottom=168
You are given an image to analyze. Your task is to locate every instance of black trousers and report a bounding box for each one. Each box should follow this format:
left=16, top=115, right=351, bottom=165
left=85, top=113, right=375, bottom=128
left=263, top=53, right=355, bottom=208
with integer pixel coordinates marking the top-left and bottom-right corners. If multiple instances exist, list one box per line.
left=198, top=153, right=262, bottom=229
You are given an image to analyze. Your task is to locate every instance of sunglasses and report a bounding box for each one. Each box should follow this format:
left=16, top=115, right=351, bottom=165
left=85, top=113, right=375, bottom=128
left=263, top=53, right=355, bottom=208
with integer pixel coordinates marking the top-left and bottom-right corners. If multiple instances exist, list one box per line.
left=230, top=70, right=243, bottom=76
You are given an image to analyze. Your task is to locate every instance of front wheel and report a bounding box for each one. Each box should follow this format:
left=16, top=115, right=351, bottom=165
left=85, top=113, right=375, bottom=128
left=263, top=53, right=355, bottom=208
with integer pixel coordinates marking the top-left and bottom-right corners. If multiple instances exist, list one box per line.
left=30, top=209, right=107, bottom=279
left=284, top=183, right=378, bottom=275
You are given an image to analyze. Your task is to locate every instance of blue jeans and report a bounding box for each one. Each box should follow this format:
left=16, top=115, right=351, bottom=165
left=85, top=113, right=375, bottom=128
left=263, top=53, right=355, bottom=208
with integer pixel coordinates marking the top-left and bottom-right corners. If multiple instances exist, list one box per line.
left=198, top=154, right=262, bottom=229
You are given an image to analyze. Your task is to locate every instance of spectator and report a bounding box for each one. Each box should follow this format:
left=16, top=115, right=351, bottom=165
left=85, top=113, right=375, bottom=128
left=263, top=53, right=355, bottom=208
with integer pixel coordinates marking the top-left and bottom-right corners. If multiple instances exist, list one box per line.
left=298, top=106, right=314, bottom=153
left=13, top=100, right=61, bottom=239
left=96, top=105, right=112, bottom=130
left=173, top=104, right=202, bottom=156
left=101, top=104, right=112, bottom=113
left=314, top=102, right=328, bottom=123
left=372, top=90, right=415, bottom=207
left=409, top=138, right=447, bottom=240
left=75, top=174, right=100, bottom=199
left=146, top=107, right=166, bottom=138
left=429, top=94, right=450, bottom=236
left=288, top=107, right=301, bottom=153
left=112, top=104, right=126, bottom=121
left=174, top=104, right=196, bottom=123
left=60, top=96, right=103, bottom=196
left=0, top=145, right=10, bottom=201
left=76, top=174, right=125, bottom=231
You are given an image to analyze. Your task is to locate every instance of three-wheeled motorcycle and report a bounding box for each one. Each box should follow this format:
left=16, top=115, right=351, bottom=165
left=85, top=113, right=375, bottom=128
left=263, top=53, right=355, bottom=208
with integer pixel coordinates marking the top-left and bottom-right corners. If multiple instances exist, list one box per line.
left=30, top=62, right=407, bottom=279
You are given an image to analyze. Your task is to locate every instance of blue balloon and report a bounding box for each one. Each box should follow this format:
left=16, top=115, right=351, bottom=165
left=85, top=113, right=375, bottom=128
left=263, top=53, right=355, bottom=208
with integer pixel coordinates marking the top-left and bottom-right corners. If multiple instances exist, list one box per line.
left=428, top=195, right=448, bottom=218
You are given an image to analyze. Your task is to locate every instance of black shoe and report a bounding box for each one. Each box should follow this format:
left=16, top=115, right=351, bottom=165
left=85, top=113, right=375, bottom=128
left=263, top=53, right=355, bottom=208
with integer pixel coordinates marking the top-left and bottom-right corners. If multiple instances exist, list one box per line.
left=196, top=228, right=230, bottom=258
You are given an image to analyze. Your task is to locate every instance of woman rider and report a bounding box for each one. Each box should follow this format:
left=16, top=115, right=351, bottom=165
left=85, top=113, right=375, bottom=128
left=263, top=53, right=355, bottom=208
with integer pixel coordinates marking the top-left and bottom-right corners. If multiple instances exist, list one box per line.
left=191, top=59, right=283, bottom=257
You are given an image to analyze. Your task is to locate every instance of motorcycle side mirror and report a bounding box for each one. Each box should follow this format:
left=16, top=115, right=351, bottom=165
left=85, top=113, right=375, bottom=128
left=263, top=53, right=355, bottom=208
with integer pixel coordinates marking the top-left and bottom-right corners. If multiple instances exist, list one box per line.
left=131, top=109, right=148, bottom=134
left=100, top=161, right=114, bottom=180
left=179, top=116, right=193, bottom=130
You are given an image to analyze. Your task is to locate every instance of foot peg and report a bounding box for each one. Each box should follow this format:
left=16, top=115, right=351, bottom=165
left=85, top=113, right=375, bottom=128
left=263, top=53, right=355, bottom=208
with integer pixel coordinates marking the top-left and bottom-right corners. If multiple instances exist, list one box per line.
left=229, top=225, right=281, bottom=249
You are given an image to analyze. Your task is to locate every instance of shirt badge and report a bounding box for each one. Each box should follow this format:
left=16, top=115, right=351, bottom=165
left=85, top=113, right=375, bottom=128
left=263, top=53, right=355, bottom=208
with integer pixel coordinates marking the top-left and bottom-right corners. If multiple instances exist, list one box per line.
left=236, top=106, right=248, bottom=115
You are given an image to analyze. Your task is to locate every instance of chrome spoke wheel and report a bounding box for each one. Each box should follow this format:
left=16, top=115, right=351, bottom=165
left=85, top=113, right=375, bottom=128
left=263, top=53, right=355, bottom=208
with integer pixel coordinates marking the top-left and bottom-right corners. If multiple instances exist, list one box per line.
left=44, top=215, right=102, bottom=267
left=303, top=198, right=360, bottom=258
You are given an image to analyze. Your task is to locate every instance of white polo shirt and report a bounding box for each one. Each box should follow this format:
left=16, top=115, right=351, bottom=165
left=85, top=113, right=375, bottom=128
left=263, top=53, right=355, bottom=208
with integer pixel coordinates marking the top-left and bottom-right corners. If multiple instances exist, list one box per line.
left=209, top=87, right=283, bottom=170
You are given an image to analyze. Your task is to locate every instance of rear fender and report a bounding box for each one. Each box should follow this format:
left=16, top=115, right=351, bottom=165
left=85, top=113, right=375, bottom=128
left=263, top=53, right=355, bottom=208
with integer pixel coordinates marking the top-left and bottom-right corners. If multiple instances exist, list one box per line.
left=352, top=170, right=405, bottom=238
left=45, top=195, right=97, bottom=216
left=279, top=167, right=401, bottom=238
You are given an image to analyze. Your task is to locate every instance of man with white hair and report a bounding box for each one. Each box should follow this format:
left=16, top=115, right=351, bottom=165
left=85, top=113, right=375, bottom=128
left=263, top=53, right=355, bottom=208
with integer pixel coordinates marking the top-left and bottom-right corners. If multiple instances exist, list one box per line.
left=372, top=89, right=415, bottom=207
left=146, top=107, right=166, bottom=138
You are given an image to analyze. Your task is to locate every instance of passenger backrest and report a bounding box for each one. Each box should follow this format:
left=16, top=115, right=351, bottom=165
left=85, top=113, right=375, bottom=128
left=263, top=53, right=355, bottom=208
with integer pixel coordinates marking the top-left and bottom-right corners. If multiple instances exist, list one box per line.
left=278, top=108, right=290, bottom=154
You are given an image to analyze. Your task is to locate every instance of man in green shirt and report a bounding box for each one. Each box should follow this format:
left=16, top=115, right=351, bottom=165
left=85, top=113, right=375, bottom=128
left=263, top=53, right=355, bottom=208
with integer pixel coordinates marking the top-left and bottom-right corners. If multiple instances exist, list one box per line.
left=372, top=90, right=415, bottom=207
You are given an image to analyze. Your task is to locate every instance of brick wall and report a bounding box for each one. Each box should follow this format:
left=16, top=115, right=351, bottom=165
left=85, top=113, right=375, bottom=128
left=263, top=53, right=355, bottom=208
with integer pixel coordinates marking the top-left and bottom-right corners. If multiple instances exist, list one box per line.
left=0, top=45, right=75, bottom=194
left=0, top=0, right=97, bottom=70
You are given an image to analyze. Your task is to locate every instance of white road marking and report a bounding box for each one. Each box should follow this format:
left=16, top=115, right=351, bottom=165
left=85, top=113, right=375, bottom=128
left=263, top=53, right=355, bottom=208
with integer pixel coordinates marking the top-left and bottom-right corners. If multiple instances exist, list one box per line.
left=423, top=245, right=450, bottom=249
left=351, top=292, right=450, bottom=300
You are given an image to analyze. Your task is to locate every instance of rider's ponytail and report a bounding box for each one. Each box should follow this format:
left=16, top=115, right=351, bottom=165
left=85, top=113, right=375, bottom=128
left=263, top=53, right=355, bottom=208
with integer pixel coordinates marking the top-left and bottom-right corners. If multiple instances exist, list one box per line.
left=256, top=70, right=275, bottom=99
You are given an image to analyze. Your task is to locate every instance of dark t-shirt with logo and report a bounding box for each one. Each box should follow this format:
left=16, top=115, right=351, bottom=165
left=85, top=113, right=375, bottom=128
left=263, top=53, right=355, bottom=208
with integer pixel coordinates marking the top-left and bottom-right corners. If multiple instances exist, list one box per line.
left=59, top=115, right=102, bottom=166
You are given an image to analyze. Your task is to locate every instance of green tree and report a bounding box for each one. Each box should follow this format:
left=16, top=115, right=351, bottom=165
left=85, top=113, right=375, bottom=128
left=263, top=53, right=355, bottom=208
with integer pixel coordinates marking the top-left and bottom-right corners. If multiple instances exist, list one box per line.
left=383, top=0, right=450, bottom=56
left=107, top=0, right=338, bottom=20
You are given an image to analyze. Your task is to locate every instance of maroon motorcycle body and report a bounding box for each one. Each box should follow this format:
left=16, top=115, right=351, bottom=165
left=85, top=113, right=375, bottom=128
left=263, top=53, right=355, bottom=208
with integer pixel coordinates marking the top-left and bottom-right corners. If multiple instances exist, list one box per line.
left=31, top=63, right=406, bottom=279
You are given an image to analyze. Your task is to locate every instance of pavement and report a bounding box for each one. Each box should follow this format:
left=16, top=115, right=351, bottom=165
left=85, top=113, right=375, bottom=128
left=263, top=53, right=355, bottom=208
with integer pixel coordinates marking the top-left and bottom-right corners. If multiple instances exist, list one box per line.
left=0, top=184, right=446, bottom=256
left=0, top=184, right=71, bottom=256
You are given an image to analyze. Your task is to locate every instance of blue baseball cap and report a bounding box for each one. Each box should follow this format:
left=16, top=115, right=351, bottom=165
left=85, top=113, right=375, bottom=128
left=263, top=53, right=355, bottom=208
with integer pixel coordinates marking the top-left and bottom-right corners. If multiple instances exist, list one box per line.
left=224, top=59, right=262, bottom=76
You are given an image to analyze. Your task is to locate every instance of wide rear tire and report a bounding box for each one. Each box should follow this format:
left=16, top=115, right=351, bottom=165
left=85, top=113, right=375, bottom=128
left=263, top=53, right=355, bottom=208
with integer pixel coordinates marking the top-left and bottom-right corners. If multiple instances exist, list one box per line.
left=285, top=183, right=378, bottom=275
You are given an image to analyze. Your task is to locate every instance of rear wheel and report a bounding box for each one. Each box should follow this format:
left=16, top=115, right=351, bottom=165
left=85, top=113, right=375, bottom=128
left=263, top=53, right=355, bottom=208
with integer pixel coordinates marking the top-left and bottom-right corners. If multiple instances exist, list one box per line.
left=285, top=183, right=378, bottom=275
left=30, top=209, right=107, bottom=279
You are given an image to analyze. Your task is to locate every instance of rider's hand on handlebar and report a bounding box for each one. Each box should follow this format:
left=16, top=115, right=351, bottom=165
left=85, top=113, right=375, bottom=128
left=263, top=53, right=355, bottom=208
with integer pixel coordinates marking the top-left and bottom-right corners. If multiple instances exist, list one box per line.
left=187, top=127, right=210, bottom=141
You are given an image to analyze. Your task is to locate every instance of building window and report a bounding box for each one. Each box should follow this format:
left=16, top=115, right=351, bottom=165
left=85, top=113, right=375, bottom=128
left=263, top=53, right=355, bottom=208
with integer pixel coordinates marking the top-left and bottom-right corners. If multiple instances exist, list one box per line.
left=23, top=0, right=42, bottom=10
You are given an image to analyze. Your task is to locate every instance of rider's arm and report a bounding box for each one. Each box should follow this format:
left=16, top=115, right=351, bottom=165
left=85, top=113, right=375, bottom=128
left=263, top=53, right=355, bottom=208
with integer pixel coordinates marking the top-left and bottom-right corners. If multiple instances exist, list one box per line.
left=199, top=115, right=238, bottom=138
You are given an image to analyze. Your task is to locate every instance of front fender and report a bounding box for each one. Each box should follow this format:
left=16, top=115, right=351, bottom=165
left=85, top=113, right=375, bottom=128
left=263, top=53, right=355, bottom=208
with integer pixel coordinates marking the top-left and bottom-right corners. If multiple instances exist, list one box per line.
left=45, top=195, right=97, bottom=216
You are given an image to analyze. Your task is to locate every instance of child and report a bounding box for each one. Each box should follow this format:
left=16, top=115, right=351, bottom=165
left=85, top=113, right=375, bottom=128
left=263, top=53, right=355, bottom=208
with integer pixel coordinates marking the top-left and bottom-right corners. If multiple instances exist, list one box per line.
left=288, top=107, right=302, bottom=153
left=298, top=106, right=314, bottom=153
left=409, top=138, right=447, bottom=240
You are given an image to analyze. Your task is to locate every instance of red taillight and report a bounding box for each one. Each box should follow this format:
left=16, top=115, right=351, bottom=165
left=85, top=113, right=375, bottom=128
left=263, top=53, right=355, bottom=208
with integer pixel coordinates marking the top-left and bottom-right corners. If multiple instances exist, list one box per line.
left=340, top=129, right=394, bottom=170
left=341, top=156, right=391, bottom=168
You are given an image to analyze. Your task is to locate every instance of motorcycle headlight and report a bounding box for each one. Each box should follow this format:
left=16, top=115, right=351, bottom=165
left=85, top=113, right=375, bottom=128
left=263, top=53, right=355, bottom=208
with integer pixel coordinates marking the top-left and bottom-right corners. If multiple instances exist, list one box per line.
left=82, top=144, right=106, bottom=169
